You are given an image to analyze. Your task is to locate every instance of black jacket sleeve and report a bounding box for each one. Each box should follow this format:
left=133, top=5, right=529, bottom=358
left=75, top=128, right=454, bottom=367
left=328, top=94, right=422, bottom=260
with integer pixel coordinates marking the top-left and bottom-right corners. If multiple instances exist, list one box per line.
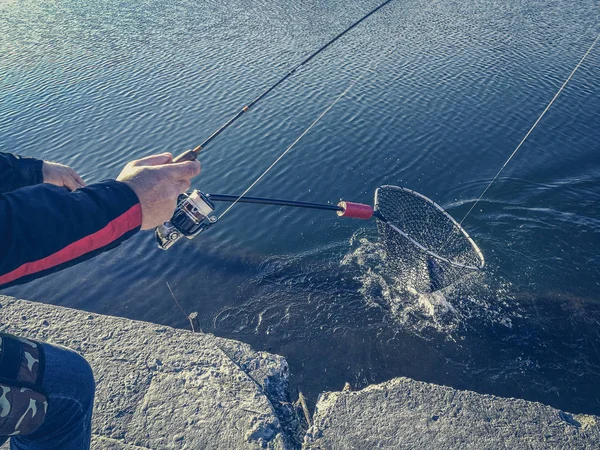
left=0, top=180, right=142, bottom=289
left=0, top=153, right=44, bottom=194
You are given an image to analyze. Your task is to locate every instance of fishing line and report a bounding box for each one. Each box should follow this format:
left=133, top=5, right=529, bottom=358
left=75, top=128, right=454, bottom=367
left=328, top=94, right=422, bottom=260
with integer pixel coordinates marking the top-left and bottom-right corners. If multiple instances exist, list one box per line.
left=217, top=43, right=398, bottom=221
left=166, top=281, right=188, bottom=319
left=457, top=32, right=600, bottom=226
left=173, top=0, right=397, bottom=163
left=160, top=8, right=600, bottom=295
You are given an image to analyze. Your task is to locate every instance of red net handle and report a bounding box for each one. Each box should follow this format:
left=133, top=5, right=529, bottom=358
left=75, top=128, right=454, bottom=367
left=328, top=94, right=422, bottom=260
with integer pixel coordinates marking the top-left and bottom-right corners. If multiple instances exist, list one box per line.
left=337, top=201, right=374, bottom=220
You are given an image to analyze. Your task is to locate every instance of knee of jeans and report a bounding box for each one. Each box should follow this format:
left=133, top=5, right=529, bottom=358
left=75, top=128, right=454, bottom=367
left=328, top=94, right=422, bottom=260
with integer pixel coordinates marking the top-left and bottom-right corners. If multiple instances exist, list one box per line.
left=70, top=351, right=96, bottom=406
left=43, top=344, right=96, bottom=410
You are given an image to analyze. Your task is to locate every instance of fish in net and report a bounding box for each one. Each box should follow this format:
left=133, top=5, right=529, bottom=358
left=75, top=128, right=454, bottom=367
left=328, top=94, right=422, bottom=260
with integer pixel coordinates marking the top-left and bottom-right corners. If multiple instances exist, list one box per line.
left=374, top=185, right=484, bottom=293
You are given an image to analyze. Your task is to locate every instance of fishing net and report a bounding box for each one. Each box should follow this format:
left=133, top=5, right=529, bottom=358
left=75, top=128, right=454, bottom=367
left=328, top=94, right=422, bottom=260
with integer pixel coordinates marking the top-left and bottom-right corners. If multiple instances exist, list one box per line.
left=374, top=185, right=484, bottom=293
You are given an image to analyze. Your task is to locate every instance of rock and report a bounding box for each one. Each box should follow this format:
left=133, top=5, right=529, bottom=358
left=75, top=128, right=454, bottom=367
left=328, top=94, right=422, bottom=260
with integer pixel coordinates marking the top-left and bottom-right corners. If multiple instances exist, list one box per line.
left=91, top=435, right=150, bottom=449
left=303, top=377, right=600, bottom=449
left=4, top=295, right=599, bottom=450
left=0, top=296, right=292, bottom=449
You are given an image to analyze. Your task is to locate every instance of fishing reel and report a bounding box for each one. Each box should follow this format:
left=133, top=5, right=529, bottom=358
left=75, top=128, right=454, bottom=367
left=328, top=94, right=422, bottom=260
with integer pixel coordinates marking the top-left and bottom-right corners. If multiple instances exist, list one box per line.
left=155, top=190, right=218, bottom=250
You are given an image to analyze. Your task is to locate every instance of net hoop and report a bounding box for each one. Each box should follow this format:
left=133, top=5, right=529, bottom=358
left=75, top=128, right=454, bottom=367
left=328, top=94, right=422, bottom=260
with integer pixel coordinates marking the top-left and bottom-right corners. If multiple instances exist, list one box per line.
left=374, top=185, right=485, bottom=272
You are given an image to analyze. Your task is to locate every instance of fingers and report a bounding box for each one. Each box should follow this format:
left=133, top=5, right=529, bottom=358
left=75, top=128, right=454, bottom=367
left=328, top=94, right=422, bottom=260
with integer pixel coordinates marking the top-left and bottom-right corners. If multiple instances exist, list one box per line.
left=42, top=161, right=87, bottom=190
left=128, top=154, right=199, bottom=182
left=176, top=178, right=192, bottom=194
left=70, top=168, right=86, bottom=187
left=162, top=160, right=201, bottom=180
left=59, top=169, right=85, bottom=191
left=61, top=175, right=80, bottom=191
left=132, top=152, right=173, bottom=167
left=67, top=167, right=86, bottom=188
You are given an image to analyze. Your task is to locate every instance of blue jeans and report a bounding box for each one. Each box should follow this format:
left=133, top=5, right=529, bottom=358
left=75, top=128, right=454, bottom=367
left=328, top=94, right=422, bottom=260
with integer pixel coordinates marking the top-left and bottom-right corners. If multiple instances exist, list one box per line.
left=9, top=342, right=95, bottom=450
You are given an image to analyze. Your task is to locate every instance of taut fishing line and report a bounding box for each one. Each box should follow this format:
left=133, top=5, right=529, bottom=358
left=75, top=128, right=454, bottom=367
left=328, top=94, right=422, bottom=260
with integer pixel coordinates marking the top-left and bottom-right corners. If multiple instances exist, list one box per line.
left=217, top=43, right=398, bottom=221
left=434, top=32, right=600, bottom=262
left=457, top=33, right=600, bottom=226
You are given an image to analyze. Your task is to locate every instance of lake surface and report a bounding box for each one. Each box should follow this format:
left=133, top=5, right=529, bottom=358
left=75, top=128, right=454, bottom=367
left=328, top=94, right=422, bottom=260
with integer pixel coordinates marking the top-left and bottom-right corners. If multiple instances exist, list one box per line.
left=2, top=0, right=600, bottom=414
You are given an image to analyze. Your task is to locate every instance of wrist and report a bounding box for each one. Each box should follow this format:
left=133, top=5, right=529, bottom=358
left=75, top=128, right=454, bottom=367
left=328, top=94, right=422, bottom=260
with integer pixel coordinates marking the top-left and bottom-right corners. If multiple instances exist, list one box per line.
left=21, top=157, right=44, bottom=186
left=100, top=180, right=144, bottom=229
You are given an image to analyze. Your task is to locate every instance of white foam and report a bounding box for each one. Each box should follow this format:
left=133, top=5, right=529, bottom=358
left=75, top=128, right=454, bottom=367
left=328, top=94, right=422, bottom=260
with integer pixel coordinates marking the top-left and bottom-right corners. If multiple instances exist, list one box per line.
left=341, top=232, right=517, bottom=338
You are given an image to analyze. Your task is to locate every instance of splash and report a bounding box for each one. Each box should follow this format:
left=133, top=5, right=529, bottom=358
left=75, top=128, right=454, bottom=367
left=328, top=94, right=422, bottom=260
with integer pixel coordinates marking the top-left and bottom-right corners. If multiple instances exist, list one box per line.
left=341, top=232, right=518, bottom=338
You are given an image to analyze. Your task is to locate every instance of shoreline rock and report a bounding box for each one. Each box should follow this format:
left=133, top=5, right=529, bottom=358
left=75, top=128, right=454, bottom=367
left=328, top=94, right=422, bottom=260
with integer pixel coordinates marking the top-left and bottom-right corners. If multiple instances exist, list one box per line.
left=0, top=296, right=293, bottom=449
left=2, top=295, right=599, bottom=449
left=304, top=377, right=600, bottom=449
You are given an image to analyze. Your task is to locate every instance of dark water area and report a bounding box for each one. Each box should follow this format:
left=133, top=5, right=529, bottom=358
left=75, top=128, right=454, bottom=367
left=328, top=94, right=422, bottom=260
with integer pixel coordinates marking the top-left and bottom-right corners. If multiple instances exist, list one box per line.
left=2, top=0, right=600, bottom=415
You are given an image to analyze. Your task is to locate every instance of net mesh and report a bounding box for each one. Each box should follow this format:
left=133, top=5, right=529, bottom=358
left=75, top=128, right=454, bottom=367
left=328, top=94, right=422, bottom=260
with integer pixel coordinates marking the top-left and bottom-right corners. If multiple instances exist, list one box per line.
left=374, top=185, right=484, bottom=293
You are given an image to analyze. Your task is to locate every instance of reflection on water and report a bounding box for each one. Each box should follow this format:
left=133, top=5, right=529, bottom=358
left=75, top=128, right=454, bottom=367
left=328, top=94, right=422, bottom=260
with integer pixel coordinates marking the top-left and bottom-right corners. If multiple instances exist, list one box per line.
left=2, top=0, right=600, bottom=414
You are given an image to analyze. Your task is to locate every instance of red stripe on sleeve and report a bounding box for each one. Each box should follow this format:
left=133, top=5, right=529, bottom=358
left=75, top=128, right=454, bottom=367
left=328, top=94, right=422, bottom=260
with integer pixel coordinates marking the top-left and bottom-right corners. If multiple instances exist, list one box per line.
left=0, top=204, right=142, bottom=286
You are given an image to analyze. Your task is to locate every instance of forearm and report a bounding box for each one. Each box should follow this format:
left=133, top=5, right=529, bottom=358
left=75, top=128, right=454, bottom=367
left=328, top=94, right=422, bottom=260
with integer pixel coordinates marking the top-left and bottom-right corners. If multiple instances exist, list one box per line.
left=0, top=152, right=44, bottom=194
left=0, top=180, right=142, bottom=288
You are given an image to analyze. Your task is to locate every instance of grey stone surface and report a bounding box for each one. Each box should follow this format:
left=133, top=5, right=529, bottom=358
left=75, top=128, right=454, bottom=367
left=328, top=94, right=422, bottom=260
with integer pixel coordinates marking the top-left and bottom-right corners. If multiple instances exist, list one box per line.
left=91, top=436, right=150, bottom=449
left=304, top=377, right=600, bottom=449
left=4, top=436, right=150, bottom=449
left=3, top=295, right=600, bottom=450
left=0, top=296, right=292, bottom=449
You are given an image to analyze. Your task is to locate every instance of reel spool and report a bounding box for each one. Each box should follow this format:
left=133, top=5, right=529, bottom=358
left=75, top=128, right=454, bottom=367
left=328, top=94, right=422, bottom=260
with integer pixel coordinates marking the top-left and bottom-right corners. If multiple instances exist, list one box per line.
left=155, top=190, right=217, bottom=250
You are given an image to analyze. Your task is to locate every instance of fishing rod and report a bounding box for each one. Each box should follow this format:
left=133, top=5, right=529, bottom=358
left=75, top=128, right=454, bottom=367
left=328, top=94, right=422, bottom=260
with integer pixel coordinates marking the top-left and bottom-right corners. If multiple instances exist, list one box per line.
left=156, top=191, right=377, bottom=250
left=156, top=0, right=397, bottom=249
left=154, top=19, right=483, bottom=296
left=171, top=0, right=396, bottom=163
left=154, top=0, right=483, bottom=295
left=155, top=0, right=597, bottom=295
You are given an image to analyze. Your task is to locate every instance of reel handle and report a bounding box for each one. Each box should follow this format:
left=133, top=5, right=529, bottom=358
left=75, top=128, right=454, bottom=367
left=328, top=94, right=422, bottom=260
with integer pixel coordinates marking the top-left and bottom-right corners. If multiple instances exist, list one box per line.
left=172, top=145, right=202, bottom=163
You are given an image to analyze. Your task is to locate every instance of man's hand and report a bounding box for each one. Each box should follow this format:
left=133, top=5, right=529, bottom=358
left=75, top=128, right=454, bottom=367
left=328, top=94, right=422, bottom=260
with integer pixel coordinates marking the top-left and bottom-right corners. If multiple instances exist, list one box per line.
left=117, top=152, right=201, bottom=230
left=42, top=161, right=86, bottom=190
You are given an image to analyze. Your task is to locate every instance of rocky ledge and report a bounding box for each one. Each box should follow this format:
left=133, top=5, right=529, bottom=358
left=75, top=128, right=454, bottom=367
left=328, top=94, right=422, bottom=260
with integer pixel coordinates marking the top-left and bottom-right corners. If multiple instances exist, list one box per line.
left=304, top=377, right=600, bottom=449
left=1, top=296, right=598, bottom=449
left=0, top=296, right=296, bottom=449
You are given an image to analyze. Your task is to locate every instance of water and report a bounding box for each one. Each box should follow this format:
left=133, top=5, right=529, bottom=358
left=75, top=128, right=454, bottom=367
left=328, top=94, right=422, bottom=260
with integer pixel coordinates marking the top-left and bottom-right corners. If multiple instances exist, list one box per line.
left=2, top=0, right=600, bottom=414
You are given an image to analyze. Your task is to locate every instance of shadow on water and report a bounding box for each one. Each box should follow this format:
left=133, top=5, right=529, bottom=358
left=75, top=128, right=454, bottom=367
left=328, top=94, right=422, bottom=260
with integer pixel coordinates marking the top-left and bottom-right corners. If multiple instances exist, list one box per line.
left=4, top=218, right=600, bottom=416
left=167, top=232, right=600, bottom=416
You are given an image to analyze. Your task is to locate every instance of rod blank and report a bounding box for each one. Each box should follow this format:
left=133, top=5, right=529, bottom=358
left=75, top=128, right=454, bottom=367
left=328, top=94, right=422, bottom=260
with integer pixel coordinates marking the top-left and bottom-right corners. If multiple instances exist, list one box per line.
left=207, top=194, right=345, bottom=212
left=178, top=0, right=396, bottom=160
